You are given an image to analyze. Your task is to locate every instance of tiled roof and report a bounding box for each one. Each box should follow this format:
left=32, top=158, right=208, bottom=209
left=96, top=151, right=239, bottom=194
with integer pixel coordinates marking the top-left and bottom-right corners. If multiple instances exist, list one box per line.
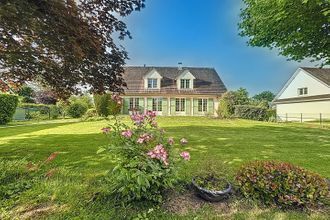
left=122, top=66, right=227, bottom=95
left=273, top=94, right=330, bottom=104
left=301, top=67, right=330, bottom=86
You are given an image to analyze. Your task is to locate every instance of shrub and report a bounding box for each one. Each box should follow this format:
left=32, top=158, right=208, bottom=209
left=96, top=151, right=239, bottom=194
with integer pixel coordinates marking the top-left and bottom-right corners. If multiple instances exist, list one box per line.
left=49, top=105, right=61, bottom=119
left=67, top=102, right=88, bottom=118
left=218, top=92, right=236, bottom=118
left=236, top=161, right=329, bottom=209
left=99, top=111, right=190, bottom=203
left=94, top=93, right=122, bottom=117
left=234, top=105, right=267, bottom=121
left=0, top=94, right=19, bottom=125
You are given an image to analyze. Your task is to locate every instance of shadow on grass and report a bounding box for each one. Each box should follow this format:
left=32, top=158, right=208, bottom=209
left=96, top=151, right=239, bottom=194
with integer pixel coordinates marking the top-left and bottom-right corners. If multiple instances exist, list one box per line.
left=0, top=122, right=78, bottom=139
left=1, top=123, right=329, bottom=177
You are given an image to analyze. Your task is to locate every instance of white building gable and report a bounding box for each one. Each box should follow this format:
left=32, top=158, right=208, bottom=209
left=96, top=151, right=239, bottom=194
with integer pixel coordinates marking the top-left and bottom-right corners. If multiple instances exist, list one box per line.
left=143, top=68, right=163, bottom=89
left=276, top=68, right=330, bottom=100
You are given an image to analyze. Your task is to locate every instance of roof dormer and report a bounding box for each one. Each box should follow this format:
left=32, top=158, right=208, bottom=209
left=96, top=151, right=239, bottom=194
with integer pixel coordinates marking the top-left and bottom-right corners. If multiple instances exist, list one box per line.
left=143, top=68, right=163, bottom=89
left=176, top=70, right=196, bottom=89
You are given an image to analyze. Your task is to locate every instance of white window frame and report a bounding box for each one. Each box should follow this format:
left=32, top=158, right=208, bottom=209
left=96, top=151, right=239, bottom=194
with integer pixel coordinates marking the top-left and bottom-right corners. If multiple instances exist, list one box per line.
left=152, top=98, right=163, bottom=112
left=147, top=78, right=158, bottom=89
left=129, top=98, right=140, bottom=110
left=198, top=98, right=208, bottom=112
left=297, top=87, right=308, bottom=96
left=175, top=98, right=186, bottom=112
left=180, top=79, right=191, bottom=89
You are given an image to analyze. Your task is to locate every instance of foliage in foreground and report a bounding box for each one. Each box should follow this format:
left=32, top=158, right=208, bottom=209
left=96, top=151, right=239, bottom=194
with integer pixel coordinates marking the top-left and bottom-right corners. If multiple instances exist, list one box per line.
left=99, top=111, right=190, bottom=203
left=0, top=94, right=18, bottom=124
left=236, top=160, right=329, bottom=209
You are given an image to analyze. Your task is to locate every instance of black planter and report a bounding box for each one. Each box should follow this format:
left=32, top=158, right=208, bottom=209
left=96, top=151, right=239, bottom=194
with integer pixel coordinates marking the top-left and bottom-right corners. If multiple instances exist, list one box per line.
left=192, top=177, right=232, bottom=202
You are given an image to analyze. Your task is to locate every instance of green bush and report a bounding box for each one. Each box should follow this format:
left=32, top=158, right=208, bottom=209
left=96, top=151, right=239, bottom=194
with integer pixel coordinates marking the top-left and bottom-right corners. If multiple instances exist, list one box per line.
left=94, top=93, right=111, bottom=117
left=94, top=93, right=122, bottom=117
left=234, top=105, right=267, bottom=121
left=49, top=105, right=61, bottom=119
left=0, top=94, right=19, bottom=124
left=266, top=109, right=276, bottom=122
left=236, top=161, right=329, bottom=209
left=67, top=102, right=88, bottom=118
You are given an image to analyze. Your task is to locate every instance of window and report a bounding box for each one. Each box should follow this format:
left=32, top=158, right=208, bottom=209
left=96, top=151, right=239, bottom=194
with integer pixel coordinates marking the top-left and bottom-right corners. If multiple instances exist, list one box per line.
left=180, top=79, right=190, bottom=89
left=175, top=98, right=185, bottom=112
left=147, top=78, right=158, bottom=89
left=152, top=98, right=162, bottom=111
left=298, top=87, right=308, bottom=96
left=198, top=99, right=208, bottom=112
left=129, top=98, right=140, bottom=110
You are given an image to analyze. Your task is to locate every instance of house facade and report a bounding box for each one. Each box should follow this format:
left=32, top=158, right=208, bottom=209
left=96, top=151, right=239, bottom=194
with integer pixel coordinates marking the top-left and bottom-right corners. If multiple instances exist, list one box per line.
left=273, top=67, right=330, bottom=121
left=121, top=66, right=227, bottom=116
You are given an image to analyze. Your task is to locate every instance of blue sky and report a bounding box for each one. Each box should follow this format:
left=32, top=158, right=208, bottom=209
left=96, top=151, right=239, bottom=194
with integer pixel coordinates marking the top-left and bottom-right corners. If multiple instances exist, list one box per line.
left=122, top=0, right=315, bottom=95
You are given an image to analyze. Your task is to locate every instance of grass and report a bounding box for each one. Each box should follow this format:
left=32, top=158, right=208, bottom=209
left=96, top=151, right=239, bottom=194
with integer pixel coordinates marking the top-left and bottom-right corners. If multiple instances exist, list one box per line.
left=0, top=117, right=329, bottom=219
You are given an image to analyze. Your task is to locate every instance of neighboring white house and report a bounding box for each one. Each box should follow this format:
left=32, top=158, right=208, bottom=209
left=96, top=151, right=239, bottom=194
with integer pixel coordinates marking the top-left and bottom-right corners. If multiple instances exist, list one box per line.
left=273, top=67, right=330, bottom=121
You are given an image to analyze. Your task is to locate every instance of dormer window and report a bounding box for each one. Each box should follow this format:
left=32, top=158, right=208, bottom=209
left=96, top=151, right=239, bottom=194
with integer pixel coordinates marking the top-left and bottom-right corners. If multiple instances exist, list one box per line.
left=176, top=70, right=196, bottom=90
left=180, top=79, right=190, bottom=89
left=298, top=87, right=308, bottom=96
left=148, top=78, right=158, bottom=89
left=143, top=69, right=162, bottom=90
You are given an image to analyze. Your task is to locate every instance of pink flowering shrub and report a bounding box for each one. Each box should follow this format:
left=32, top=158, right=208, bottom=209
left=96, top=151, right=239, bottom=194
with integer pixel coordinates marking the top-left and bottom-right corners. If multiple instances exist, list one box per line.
left=99, top=110, right=190, bottom=203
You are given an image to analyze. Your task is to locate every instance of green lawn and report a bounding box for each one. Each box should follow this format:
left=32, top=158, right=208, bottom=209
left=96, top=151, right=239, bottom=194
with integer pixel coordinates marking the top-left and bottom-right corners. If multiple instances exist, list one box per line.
left=0, top=117, right=329, bottom=219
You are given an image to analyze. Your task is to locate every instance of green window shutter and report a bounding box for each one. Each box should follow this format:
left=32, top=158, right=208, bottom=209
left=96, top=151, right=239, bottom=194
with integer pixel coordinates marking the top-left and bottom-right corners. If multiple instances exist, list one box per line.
left=186, top=98, right=191, bottom=115
left=162, top=98, right=167, bottom=116
left=123, top=97, right=130, bottom=114
left=170, top=98, right=175, bottom=115
left=147, top=98, right=153, bottom=111
left=139, top=98, right=144, bottom=112
left=208, top=98, right=214, bottom=114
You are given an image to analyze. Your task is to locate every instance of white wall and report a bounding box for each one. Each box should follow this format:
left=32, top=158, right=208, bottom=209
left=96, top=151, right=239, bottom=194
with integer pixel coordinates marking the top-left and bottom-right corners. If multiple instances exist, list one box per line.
left=276, top=101, right=330, bottom=121
left=278, top=69, right=330, bottom=99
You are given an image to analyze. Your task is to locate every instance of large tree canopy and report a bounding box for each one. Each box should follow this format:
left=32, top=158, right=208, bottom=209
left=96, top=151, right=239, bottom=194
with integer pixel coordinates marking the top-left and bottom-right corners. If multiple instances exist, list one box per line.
left=0, top=0, right=144, bottom=98
left=239, top=0, right=330, bottom=66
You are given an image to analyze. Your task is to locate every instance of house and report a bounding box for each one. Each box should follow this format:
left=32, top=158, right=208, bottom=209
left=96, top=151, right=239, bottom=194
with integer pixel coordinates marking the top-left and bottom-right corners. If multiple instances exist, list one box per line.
left=273, top=67, right=330, bottom=121
left=121, top=66, right=227, bottom=116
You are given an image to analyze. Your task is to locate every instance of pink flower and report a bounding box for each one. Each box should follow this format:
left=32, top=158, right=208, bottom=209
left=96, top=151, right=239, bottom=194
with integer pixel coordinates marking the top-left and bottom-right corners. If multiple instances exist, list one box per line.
left=111, top=94, right=123, bottom=105
left=147, top=144, right=169, bottom=166
left=137, top=133, right=152, bottom=144
left=121, top=129, right=133, bottom=138
left=168, top=137, right=174, bottom=145
left=101, top=127, right=111, bottom=134
left=130, top=112, right=145, bottom=126
left=180, top=151, right=190, bottom=161
left=180, top=138, right=188, bottom=145
left=146, top=110, right=157, bottom=118
left=150, top=120, right=158, bottom=128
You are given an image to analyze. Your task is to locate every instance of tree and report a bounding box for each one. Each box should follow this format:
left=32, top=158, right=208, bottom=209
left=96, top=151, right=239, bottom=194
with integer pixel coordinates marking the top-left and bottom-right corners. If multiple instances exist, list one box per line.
left=253, top=91, right=275, bottom=103
left=35, top=90, right=58, bottom=105
left=239, top=0, right=330, bottom=66
left=218, top=88, right=250, bottom=118
left=233, top=88, right=249, bottom=105
left=0, top=0, right=145, bottom=98
left=18, top=85, right=35, bottom=103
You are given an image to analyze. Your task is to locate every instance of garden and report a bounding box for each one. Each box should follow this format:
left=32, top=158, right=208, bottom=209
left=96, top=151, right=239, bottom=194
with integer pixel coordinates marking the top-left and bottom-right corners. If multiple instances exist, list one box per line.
left=1, top=106, right=329, bottom=219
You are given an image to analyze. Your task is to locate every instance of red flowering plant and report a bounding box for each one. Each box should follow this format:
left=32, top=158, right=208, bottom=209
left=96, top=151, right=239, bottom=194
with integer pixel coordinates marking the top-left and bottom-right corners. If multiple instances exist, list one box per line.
left=98, top=110, right=190, bottom=203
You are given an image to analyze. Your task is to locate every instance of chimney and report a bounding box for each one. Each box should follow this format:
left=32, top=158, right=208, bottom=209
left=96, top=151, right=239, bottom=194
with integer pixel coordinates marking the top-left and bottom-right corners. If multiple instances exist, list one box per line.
left=178, top=62, right=183, bottom=70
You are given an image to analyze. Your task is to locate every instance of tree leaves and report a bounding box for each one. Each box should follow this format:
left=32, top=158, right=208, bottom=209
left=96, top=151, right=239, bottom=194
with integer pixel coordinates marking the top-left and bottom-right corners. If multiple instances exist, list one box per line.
left=239, top=0, right=330, bottom=66
left=0, top=0, right=145, bottom=98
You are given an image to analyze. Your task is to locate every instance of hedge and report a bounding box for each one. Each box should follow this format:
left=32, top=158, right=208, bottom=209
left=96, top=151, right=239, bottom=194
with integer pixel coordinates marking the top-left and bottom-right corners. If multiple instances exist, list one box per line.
left=234, top=105, right=268, bottom=121
left=0, top=94, right=19, bottom=124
